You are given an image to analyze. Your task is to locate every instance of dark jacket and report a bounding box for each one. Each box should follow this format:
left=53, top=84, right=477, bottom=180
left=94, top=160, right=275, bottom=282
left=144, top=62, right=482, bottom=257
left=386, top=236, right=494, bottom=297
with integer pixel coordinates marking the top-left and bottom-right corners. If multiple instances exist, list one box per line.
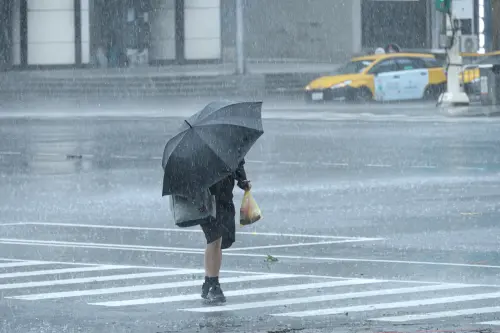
left=209, top=159, right=248, bottom=203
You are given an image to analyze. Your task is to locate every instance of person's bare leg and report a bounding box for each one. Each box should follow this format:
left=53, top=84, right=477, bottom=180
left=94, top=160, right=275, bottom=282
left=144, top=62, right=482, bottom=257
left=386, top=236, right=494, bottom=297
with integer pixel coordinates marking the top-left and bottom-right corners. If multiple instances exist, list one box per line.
left=204, top=237, right=222, bottom=277
left=203, top=237, right=226, bottom=302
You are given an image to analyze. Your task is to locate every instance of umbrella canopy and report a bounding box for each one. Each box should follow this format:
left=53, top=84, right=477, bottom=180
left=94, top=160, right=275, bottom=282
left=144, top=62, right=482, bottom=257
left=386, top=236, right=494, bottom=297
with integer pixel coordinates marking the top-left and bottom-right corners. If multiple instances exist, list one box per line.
left=162, top=100, right=264, bottom=197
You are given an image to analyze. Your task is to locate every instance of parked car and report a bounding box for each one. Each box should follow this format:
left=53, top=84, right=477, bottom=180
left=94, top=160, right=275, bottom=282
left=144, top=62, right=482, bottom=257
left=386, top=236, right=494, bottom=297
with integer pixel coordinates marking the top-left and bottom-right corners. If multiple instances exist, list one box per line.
left=304, top=53, right=447, bottom=103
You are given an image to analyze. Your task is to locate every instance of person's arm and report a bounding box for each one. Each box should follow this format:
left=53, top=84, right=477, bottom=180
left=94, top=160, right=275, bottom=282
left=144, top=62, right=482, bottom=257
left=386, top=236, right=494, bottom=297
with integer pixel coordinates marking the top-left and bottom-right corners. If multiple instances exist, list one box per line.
left=234, top=159, right=251, bottom=190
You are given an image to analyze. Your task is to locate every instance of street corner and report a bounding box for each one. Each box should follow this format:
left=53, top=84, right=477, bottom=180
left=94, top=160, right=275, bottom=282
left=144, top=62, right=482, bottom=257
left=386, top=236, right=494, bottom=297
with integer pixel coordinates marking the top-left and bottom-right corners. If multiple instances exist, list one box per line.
left=438, top=103, right=500, bottom=118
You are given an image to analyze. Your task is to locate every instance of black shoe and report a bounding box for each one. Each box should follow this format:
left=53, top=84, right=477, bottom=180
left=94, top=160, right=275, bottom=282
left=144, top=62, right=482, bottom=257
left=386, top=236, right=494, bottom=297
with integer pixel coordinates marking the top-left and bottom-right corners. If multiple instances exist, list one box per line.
left=201, top=282, right=210, bottom=299
left=204, top=284, right=226, bottom=304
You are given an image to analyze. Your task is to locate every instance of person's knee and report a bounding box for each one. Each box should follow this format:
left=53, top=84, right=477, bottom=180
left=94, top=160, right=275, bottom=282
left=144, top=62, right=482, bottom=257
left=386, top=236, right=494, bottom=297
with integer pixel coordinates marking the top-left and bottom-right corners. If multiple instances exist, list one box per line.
left=207, top=237, right=222, bottom=249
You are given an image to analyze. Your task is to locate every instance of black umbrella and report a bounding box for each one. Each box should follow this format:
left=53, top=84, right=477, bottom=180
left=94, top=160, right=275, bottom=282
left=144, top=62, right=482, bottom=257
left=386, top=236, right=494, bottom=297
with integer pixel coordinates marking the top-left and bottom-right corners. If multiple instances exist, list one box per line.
left=162, top=100, right=264, bottom=197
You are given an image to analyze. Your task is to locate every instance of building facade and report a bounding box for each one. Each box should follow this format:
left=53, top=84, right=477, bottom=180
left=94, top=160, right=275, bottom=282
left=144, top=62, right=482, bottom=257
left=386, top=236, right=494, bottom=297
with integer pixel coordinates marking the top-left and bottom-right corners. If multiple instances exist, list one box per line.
left=0, top=0, right=489, bottom=71
left=0, top=0, right=225, bottom=69
left=0, top=0, right=365, bottom=69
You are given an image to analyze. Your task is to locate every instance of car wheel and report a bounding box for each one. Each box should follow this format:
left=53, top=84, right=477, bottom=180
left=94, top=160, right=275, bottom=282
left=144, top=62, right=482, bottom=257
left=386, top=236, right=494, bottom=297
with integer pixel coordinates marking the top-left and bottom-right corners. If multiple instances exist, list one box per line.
left=348, top=87, right=372, bottom=103
left=423, top=84, right=445, bottom=100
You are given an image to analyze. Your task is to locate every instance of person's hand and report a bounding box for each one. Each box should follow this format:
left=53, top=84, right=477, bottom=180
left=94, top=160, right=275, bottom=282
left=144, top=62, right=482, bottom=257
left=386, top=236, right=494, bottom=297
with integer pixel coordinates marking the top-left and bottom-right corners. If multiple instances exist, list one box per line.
left=240, top=180, right=251, bottom=191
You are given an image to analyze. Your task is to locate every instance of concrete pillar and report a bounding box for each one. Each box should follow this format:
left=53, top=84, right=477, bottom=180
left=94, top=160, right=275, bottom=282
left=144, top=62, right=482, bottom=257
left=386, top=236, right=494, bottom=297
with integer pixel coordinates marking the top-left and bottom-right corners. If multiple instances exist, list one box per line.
left=149, top=0, right=176, bottom=61
left=27, top=0, right=75, bottom=65
left=492, top=0, right=500, bottom=50
left=184, top=0, right=221, bottom=60
left=11, top=0, right=21, bottom=65
left=351, top=0, right=362, bottom=54
left=81, top=0, right=90, bottom=64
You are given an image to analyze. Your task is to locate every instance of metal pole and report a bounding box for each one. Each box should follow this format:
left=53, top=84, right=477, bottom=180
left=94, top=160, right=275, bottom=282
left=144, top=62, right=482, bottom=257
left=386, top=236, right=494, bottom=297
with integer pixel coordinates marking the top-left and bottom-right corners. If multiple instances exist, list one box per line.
left=235, top=0, right=245, bottom=74
left=439, top=0, right=470, bottom=107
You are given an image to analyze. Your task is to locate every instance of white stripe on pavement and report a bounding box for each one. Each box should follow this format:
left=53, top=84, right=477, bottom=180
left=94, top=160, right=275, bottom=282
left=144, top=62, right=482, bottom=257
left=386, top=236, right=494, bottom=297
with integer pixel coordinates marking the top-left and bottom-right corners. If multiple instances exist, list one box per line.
left=179, top=284, right=473, bottom=313
left=0, top=265, right=124, bottom=279
left=4, top=239, right=499, bottom=270
left=8, top=273, right=296, bottom=301
left=0, top=238, right=205, bottom=253
left=477, top=321, right=500, bottom=326
left=0, top=269, right=203, bottom=290
left=15, top=222, right=368, bottom=240
left=90, top=278, right=384, bottom=307
left=225, top=239, right=384, bottom=251
left=271, top=291, right=500, bottom=318
left=370, top=306, right=500, bottom=322
left=0, top=261, right=51, bottom=269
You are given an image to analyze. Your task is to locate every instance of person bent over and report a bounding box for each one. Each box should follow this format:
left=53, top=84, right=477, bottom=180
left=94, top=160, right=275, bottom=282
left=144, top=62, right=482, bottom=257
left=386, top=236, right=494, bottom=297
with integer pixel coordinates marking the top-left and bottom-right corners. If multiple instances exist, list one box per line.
left=200, top=159, right=251, bottom=303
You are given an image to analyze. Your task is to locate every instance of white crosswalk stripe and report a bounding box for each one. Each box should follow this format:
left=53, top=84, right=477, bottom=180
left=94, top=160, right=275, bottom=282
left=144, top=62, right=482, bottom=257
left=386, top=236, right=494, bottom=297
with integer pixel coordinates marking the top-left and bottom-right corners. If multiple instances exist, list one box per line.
left=0, top=258, right=499, bottom=325
left=477, top=321, right=500, bottom=325
left=179, top=284, right=475, bottom=313
left=0, top=260, right=52, bottom=268
left=0, top=265, right=124, bottom=279
left=370, top=306, right=500, bottom=322
left=9, top=273, right=296, bottom=300
left=89, top=278, right=384, bottom=307
left=271, top=292, right=500, bottom=318
left=0, top=269, right=203, bottom=290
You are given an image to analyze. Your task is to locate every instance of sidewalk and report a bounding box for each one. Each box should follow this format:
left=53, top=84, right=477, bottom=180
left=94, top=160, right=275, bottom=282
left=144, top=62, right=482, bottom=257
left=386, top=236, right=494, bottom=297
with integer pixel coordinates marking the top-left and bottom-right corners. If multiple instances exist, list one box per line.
left=0, top=61, right=339, bottom=99
left=3, top=61, right=338, bottom=79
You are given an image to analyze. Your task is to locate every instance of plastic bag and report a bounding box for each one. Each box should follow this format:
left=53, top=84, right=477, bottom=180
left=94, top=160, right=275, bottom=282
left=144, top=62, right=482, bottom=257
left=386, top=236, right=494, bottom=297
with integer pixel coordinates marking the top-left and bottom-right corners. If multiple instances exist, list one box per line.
left=239, top=190, right=262, bottom=226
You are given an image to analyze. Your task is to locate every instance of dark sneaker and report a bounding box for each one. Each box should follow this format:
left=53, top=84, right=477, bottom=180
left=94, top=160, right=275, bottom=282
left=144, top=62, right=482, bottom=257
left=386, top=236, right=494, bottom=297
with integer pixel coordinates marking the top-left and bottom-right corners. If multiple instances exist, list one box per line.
left=204, top=284, right=226, bottom=304
left=201, top=282, right=210, bottom=299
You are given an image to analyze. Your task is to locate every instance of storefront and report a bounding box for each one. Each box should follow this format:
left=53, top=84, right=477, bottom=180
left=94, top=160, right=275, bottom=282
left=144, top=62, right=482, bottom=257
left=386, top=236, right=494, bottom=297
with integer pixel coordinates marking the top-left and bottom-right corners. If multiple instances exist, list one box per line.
left=5, top=0, right=222, bottom=69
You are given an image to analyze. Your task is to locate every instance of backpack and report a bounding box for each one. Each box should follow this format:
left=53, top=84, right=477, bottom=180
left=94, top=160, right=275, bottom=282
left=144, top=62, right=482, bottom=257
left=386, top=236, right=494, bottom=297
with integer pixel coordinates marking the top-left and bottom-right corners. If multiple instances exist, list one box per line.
left=169, top=188, right=216, bottom=228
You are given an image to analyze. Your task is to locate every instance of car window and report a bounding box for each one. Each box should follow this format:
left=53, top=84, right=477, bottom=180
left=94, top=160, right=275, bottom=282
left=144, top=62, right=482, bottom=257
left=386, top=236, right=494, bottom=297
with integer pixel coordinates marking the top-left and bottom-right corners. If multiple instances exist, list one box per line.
left=334, top=60, right=374, bottom=74
left=395, top=57, right=426, bottom=70
left=421, top=57, right=441, bottom=68
left=368, top=59, right=399, bottom=74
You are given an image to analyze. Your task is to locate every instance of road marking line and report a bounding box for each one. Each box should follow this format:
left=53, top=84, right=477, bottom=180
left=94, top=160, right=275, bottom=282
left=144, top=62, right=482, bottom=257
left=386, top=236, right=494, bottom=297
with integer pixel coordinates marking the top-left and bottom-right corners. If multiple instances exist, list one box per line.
left=2, top=239, right=500, bottom=270
left=36, top=152, right=61, bottom=157
left=0, top=257, right=305, bottom=277
left=0, top=265, right=123, bottom=279
left=456, top=166, right=486, bottom=171
left=409, top=165, right=437, bottom=169
left=225, top=239, right=384, bottom=251
left=2, top=257, right=499, bottom=288
left=8, top=274, right=297, bottom=300
left=0, top=269, right=202, bottom=290
left=0, top=222, right=28, bottom=226
left=0, top=151, right=21, bottom=156
left=271, top=291, right=500, bottom=318
left=0, top=238, right=205, bottom=252
left=180, top=284, right=473, bottom=313
left=0, top=261, right=52, bottom=269
left=110, top=155, right=141, bottom=160
left=11, top=222, right=364, bottom=240
left=477, top=320, right=500, bottom=326
left=366, top=164, right=392, bottom=168
left=90, top=278, right=384, bottom=307
left=370, top=306, right=500, bottom=322
left=321, top=162, right=349, bottom=167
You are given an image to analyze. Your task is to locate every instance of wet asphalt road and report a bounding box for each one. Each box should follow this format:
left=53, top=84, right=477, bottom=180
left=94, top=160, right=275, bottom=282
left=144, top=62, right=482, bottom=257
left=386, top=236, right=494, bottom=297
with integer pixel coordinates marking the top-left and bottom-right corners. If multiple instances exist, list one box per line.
left=0, top=98, right=499, bottom=333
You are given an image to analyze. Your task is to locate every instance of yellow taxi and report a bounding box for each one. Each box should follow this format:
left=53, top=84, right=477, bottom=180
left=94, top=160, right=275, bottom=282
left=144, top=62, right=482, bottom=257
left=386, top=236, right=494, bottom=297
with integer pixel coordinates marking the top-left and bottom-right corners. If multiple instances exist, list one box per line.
left=304, top=53, right=447, bottom=102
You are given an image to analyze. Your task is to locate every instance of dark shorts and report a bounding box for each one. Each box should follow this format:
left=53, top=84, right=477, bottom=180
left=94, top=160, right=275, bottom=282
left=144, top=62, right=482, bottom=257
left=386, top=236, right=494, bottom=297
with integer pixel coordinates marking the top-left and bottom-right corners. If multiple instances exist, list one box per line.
left=201, top=200, right=236, bottom=249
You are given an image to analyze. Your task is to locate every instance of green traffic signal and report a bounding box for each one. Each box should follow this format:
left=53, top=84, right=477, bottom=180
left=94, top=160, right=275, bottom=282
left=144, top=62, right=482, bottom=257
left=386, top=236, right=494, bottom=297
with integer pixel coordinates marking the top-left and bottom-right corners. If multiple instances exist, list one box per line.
left=435, top=0, right=451, bottom=13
